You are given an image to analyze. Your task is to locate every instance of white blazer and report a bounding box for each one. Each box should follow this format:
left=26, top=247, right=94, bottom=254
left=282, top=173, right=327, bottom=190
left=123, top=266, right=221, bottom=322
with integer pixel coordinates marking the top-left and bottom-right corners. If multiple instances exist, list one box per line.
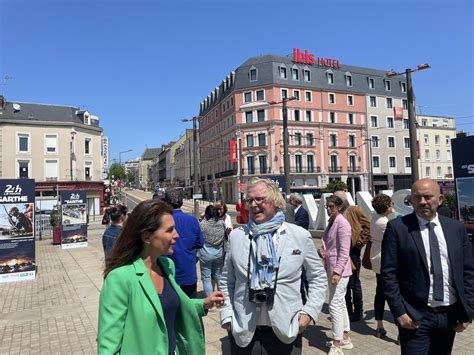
left=219, top=222, right=327, bottom=347
left=370, top=214, right=389, bottom=274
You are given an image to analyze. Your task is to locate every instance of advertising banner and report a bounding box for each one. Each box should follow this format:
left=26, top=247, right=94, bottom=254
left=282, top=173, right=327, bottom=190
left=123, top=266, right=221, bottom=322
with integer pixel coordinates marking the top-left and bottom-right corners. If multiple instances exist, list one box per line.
left=60, top=190, right=88, bottom=249
left=229, top=140, right=237, bottom=163
left=0, top=179, right=36, bottom=283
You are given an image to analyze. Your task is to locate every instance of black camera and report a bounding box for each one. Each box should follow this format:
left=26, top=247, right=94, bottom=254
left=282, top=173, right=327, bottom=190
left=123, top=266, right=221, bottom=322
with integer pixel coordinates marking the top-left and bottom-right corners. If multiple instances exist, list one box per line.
left=249, top=287, right=275, bottom=305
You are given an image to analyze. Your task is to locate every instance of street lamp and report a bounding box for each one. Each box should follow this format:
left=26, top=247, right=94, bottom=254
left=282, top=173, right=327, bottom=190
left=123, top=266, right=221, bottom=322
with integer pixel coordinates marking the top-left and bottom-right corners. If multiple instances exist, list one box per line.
left=268, top=96, right=297, bottom=196
left=70, top=128, right=77, bottom=181
left=181, top=117, right=200, bottom=218
left=119, top=149, right=133, bottom=164
left=386, top=63, right=430, bottom=183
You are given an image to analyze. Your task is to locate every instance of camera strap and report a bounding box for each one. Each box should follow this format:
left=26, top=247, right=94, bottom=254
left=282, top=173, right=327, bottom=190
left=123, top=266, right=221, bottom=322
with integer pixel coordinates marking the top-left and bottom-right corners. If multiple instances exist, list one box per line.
left=246, top=233, right=281, bottom=291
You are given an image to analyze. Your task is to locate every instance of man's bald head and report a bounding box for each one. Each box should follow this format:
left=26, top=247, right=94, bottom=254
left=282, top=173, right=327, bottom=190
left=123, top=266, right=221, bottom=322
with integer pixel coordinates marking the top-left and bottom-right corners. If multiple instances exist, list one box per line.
left=411, top=178, right=443, bottom=221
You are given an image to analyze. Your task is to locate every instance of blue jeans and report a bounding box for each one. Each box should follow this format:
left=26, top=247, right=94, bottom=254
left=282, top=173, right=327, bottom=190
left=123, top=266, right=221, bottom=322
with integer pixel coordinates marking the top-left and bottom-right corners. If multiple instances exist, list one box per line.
left=199, top=244, right=224, bottom=296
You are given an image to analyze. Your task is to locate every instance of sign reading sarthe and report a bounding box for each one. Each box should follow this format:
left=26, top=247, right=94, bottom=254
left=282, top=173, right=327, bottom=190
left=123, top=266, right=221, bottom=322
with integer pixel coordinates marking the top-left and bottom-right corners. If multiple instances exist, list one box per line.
left=292, top=48, right=340, bottom=69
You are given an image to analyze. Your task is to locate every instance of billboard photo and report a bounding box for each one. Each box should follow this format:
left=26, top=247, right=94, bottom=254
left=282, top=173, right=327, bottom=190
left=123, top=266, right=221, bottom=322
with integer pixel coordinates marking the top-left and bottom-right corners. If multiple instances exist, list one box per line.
left=60, top=190, right=87, bottom=249
left=456, top=177, right=474, bottom=235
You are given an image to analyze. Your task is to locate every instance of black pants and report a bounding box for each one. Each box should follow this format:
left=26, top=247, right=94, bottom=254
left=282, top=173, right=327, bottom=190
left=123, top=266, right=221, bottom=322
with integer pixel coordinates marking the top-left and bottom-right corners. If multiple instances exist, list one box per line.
left=399, top=306, right=458, bottom=355
left=374, top=273, right=386, bottom=321
left=229, top=327, right=302, bottom=355
left=179, top=283, right=197, bottom=298
left=345, top=247, right=363, bottom=315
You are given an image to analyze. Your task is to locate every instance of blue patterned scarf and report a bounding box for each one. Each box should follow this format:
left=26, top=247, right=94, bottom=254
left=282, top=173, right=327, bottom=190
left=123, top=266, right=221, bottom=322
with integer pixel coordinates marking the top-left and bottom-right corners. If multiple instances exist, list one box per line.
left=247, top=211, right=285, bottom=290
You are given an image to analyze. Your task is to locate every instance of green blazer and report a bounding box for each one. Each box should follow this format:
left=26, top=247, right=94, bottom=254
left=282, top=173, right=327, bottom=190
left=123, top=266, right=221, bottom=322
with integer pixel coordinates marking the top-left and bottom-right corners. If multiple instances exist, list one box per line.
left=98, top=256, right=207, bottom=354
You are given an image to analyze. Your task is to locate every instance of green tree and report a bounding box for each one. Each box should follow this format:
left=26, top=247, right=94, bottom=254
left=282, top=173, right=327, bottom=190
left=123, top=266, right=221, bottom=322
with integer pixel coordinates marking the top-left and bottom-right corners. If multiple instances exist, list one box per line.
left=444, top=190, right=456, bottom=212
left=126, top=170, right=135, bottom=183
left=322, top=180, right=348, bottom=193
left=108, top=163, right=127, bottom=180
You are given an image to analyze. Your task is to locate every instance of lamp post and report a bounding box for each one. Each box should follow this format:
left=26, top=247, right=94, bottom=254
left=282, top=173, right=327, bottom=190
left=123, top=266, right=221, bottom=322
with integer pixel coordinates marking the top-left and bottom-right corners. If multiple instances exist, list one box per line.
left=70, top=128, right=77, bottom=181
left=386, top=63, right=430, bottom=184
left=119, top=149, right=133, bottom=164
left=268, top=96, right=297, bottom=196
left=181, top=117, right=200, bottom=218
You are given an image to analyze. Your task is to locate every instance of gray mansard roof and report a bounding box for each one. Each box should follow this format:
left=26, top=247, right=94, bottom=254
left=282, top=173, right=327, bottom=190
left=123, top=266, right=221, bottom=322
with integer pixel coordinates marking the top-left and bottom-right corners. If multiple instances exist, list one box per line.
left=200, top=53, right=407, bottom=115
left=0, top=100, right=101, bottom=128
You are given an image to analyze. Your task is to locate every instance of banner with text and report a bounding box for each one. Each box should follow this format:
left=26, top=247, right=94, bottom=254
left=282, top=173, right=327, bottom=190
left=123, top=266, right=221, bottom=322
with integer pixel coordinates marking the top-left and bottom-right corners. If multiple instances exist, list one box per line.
left=60, top=190, right=88, bottom=249
left=0, top=179, right=36, bottom=283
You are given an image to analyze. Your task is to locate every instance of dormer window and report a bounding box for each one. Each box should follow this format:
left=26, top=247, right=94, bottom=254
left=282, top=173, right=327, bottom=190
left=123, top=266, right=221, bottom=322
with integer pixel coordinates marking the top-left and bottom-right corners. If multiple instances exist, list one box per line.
left=304, top=69, right=311, bottom=82
left=279, top=66, right=287, bottom=79
left=385, top=80, right=391, bottom=91
left=249, top=67, right=257, bottom=81
left=368, top=78, right=375, bottom=89
left=327, top=70, right=334, bottom=84
left=292, top=68, right=299, bottom=80
left=344, top=72, right=352, bottom=87
left=400, top=82, right=407, bottom=93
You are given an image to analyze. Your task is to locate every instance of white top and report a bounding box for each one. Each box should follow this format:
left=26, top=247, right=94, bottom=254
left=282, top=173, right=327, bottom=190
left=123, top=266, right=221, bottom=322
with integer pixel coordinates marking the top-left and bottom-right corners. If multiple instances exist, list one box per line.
left=416, top=214, right=457, bottom=307
left=224, top=214, right=233, bottom=231
left=370, top=213, right=389, bottom=274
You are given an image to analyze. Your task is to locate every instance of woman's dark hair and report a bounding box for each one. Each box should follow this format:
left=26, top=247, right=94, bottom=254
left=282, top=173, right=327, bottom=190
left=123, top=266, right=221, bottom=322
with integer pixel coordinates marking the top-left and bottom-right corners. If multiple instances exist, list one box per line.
left=326, top=195, right=344, bottom=207
left=214, top=200, right=228, bottom=215
left=204, top=205, right=218, bottom=221
left=103, top=199, right=173, bottom=279
left=109, top=205, right=128, bottom=224
left=372, top=194, right=393, bottom=214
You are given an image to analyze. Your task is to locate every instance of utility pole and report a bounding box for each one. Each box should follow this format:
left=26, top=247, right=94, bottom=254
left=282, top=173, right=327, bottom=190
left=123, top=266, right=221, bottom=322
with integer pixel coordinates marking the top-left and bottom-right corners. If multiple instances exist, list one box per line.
left=192, top=116, right=200, bottom=218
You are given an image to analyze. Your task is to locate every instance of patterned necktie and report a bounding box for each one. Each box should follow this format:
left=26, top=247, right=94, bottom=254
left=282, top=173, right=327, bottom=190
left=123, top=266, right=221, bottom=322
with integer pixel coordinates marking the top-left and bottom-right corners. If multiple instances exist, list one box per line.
left=427, top=222, right=444, bottom=301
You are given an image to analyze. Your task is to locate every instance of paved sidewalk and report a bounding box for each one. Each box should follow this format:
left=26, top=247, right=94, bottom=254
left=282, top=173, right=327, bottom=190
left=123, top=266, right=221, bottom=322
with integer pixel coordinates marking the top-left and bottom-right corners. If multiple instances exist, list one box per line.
left=1, top=218, right=473, bottom=354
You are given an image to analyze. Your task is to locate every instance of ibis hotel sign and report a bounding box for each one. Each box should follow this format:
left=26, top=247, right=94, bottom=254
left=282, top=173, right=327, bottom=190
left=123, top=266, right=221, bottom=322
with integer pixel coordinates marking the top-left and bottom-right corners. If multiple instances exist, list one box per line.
left=292, top=48, right=340, bottom=69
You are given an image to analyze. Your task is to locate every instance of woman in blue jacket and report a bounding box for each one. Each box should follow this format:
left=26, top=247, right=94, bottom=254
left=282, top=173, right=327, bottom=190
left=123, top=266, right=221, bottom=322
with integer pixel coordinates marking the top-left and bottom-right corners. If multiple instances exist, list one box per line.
left=98, top=200, right=225, bottom=354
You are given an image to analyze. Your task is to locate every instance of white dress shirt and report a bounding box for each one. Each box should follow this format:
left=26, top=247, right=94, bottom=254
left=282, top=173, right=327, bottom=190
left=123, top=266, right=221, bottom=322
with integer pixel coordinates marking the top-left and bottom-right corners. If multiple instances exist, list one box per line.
left=416, top=214, right=457, bottom=307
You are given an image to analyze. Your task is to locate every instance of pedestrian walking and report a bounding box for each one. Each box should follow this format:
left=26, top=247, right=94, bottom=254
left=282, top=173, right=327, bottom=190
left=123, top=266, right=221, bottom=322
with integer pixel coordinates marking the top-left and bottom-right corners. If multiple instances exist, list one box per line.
left=102, top=205, right=128, bottom=256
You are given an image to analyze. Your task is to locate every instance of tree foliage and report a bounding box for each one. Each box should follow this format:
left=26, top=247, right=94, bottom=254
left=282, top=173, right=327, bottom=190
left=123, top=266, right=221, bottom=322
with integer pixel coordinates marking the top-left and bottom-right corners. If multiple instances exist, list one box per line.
left=108, top=163, right=127, bottom=180
left=322, top=180, right=348, bottom=193
left=444, top=190, right=456, bottom=212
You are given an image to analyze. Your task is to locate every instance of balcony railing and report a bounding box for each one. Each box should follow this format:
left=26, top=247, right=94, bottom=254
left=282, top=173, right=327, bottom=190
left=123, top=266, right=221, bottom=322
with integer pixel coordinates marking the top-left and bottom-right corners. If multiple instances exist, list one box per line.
left=215, top=169, right=237, bottom=178
left=347, top=166, right=361, bottom=173
left=279, top=166, right=322, bottom=174
left=328, top=166, right=343, bottom=173
left=241, top=167, right=271, bottom=175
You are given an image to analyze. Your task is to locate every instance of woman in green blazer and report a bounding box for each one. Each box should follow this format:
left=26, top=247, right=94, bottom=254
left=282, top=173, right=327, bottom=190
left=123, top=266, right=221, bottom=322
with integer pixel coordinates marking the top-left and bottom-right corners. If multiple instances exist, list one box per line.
left=98, top=200, right=225, bottom=355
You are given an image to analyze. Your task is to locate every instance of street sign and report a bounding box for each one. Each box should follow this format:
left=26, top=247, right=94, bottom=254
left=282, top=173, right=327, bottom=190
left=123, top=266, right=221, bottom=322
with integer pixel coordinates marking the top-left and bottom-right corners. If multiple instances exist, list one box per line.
left=192, top=194, right=203, bottom=199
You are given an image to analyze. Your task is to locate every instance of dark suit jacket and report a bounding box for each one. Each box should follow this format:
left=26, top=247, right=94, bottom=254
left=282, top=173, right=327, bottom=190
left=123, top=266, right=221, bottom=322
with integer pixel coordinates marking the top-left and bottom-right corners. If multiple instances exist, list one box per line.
left=381, top=212, right=474, bottom=322
left=294, top=206, right=310, bottom=230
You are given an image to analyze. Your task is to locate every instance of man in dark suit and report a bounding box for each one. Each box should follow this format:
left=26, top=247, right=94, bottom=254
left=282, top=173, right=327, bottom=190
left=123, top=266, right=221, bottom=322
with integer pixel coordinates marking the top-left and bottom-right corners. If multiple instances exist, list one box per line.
left=381, top=178, right=474, bottom=354
left=288, top=193, right=310, bottom=230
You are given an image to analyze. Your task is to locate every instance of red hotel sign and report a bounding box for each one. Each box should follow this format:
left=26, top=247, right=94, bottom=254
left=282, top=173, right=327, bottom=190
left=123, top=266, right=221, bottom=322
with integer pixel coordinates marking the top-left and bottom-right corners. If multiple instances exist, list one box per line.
left=292, top=48, right=340, bottom=69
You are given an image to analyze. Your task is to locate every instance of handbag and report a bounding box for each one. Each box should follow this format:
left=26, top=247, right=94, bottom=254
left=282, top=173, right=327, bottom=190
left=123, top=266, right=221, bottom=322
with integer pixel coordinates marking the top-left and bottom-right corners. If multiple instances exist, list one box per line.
left=362, top=241, right=372, bottom=270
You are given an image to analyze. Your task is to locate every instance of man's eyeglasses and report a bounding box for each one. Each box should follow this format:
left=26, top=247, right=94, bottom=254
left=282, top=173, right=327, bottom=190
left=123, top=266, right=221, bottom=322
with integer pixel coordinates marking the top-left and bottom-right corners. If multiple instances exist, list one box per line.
left=245, top=197, right=267, bottom=205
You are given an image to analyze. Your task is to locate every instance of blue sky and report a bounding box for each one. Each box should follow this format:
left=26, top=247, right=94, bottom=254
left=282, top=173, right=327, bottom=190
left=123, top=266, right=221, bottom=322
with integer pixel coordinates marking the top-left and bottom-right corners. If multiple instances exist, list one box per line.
left=1, top=0, right=473, bottom=162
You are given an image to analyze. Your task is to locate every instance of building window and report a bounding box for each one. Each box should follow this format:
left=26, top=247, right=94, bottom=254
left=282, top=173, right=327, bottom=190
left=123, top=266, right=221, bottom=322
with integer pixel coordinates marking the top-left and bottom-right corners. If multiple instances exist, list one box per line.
left=385, top=80, right=391, bottom=91
left=305, top=110, right=312, bottom=122
left=432, top=120, right=438, bottom=127
left=348, top=135, right=355, bottom=148
left=436, top=150, right=440, bottom=160
left=370, top=116, right=378, bottom=128
left=426, top=166, right=431, bottom=177
left=258, top=133, right=266, bottom=146
left=403, top=119, right=409, bottom=129
left=295, top=155, right=302, bottom=173
left=256, top=90, right=264, bottom=101
left=373, top=156, right=380, bottom=168
left=404, top=137, right=410, bottom=149
left=445, top=136, right=451, bottom=145
left=372, top=136, right=379, bottom=148
left=349, top=155, right=356, bottom=172
left=435, top=135, right=440, bottom=145
left=257, top=110, right=265, bottom=122
left=347, top=95, right=354, bottom=106
left=259, top=156, right=267, bottom=174
left=294, top=132, right=302, bottom=146
left=345, top=74, right=352, bottom=87
left=448, top=166, right=452, bottom=175
left=45, top=159, right=58, bottom=180
left=307, top=155, right=314, bottom=172
left=250, top=69, right=257, bottom=81
left=329, top=93, right=335, bottom=104
left=327, top=72, right=334, bottom=84
left=305, top=91, right=312, bottom=102
left=388, top=137, right=395, bottom=148
left=329, top=112, right=336, bottom=123
left=403, top=99, right=408, bottom=109
left=348, top=113, right=354, bottom=124
left=84, top=138, right=91, bottom=155
left=293, top=90, right=300, bottom=101
left=304, top=70, right=311, bottom=82
left=18, top=133, right=30, bottom=153
left=279, top=66, right=287, bottom=79
left=424, top=135, right=429, bottom=144
left=386, top=97, right=393, bottom=108
left=389, top=156, right=396, bottom=168
left=306, top=133, right=314, bottom=146
left=292, top=68, right=299, bottom=80
left=422, top=119, right=427, bottom=126
left=17, top=160, right=30, bottom=178
left=330, top=134, right=337, bottom=147
left=370, top=96, right=377, bottom=107
left=281, top=89, right=288, bottom=99
left=247, top=156, right=255, bottom=174
left=244, top=92, right=252, bottom=103
left=294, top=110, right=301, bottom=121
left=387, top=117, right=394, bottom=128
left=330, top=155, right=338, bottom=170
left=436, top=166, right=442, bottom=178
left=425, top=149, right=430, bottom=160
left=447, top=150, right=451, bottom=161
left=401, top=82, right=407, bottom=93
left=405, top=157, right=411, bottom=168
left=368, top=78, right=375, bottom=89
left=246, top=135, right=254, bottom=147
left=245, top=111, right=253, bottom=123
left=45, top=134, right=57, bottom=154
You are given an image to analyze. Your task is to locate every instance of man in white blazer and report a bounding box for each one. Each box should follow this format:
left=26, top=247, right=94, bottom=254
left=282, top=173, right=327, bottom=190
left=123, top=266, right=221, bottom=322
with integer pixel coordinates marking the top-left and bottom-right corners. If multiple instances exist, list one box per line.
left=220, top=178, right=327, bottom=354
